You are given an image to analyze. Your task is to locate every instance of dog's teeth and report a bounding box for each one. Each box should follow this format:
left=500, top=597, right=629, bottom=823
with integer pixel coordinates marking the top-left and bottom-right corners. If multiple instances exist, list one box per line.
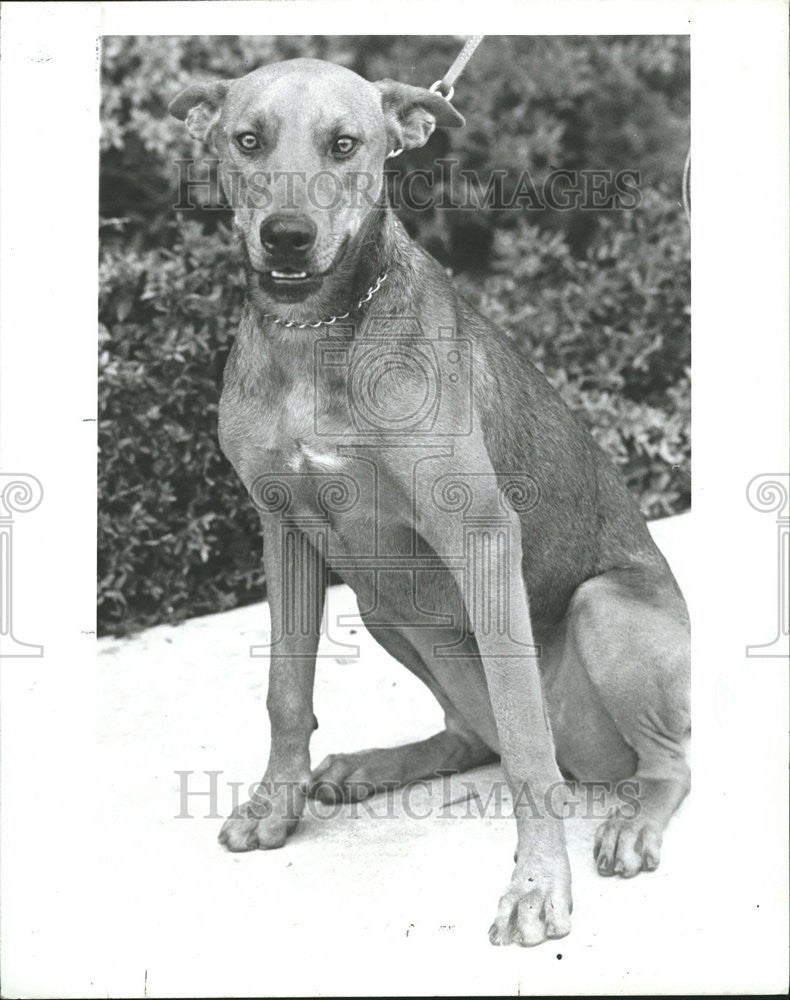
left=272, top=270, right=307, bottom=279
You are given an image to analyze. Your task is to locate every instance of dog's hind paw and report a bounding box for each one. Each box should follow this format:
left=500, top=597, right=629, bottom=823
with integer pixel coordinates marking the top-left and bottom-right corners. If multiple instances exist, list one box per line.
left=308, top=751, right=381, bottom=803
left=594, top=809, right=662, bottom=877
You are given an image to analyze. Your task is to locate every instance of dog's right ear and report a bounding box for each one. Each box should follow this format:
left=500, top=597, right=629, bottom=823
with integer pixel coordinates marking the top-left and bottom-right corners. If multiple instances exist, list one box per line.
left=168, top=81, right=229, bottom=142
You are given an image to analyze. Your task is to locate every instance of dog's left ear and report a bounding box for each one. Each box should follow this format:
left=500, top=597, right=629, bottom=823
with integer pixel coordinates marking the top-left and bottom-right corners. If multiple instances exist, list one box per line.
left=374, top=79, right=465, bottom=151
left=168, top=80, right=229, bottom=142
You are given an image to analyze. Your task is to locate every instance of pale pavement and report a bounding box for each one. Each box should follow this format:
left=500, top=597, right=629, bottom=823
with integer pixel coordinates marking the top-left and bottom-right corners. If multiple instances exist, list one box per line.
left=92, top=515, right=726, bottom=996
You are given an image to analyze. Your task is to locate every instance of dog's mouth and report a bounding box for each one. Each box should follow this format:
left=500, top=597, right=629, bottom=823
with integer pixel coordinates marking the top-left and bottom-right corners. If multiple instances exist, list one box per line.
left=258, top=267, right=322, bottom=302
left=269, top=267, right=311, bottom=283
left=255, top=237, right=350, bottom=301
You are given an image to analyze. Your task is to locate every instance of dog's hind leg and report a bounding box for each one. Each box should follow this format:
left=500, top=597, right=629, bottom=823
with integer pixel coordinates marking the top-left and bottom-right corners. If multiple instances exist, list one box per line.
left=309, top=626, right=495, bottom=803
left=553, top=568, right=690, bottom=878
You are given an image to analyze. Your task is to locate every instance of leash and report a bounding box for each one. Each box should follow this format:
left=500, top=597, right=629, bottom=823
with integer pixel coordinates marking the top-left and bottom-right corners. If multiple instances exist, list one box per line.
left=386, top=35, right=484, bottom=158
left=434, top=35, right=691, bottom=231
left=430, top=34, right=485, bottom=102
left=682, top=147, right=691, bottom=222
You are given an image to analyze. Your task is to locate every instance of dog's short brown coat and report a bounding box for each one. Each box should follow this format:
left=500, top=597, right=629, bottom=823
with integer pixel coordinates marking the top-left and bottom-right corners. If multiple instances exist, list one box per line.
left=171, top=58, right=690, bottom=947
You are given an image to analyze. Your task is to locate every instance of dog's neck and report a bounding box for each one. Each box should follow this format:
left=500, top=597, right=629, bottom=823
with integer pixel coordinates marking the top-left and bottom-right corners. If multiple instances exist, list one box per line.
left=246, top=199, right=405, bottom=334
left=227, top=199, right=426, bottom=404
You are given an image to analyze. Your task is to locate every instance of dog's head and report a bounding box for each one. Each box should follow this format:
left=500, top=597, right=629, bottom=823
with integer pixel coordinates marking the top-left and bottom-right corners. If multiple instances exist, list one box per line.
left=170, top=58, right=463, bottom=308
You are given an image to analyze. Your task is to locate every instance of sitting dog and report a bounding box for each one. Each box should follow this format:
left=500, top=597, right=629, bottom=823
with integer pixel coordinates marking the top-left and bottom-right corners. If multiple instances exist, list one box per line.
left=169, top=57, right=690, bottom=947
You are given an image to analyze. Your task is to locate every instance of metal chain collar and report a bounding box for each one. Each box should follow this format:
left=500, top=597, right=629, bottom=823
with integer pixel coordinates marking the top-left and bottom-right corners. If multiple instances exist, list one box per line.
left=263, top=272, right=389, bottom=329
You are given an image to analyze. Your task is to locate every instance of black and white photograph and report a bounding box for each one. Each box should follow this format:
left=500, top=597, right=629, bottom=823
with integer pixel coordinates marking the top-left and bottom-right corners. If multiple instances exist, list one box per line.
left=0, top=2, right=787, bottom=997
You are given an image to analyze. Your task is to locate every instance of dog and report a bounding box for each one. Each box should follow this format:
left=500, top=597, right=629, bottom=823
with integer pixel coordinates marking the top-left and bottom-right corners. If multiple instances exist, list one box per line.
left=169, top=57, right=690, bottom=948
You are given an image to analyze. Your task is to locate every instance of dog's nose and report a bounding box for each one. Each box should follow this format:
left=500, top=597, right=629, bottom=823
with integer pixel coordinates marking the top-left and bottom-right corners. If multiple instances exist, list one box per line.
left=259, top=213, right=317, bottom=255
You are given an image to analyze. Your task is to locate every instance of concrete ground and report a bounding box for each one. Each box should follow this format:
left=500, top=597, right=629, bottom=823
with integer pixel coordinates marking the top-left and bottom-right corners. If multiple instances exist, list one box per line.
left=91, top=514, right=745, bottom=996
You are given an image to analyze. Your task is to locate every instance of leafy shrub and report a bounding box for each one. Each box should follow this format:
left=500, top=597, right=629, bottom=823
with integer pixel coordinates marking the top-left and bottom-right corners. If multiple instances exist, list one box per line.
left=98, top=221, right=261, bottom=633
left=99, top=35, right=689, bottom=636
left=462, top=188, right=690, bottom=515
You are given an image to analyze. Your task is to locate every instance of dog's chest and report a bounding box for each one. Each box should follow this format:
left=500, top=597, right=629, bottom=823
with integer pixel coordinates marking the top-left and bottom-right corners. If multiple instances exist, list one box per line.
left=218, top=371, right=409, bottom=544
left=220, top=375, right=348, bottom=473
left=217, top=331, right=470, bottom=558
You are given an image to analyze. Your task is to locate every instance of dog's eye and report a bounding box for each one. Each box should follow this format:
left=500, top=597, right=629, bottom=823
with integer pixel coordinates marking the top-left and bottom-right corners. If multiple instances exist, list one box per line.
left=331, top=136, right=358, bottom=159
left=236, top=133, right=260, bottom=151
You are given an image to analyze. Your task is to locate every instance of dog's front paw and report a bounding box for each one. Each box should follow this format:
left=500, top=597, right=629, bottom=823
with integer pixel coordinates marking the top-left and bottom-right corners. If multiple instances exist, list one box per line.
left=488, top=863, right=572, bottom=947
left=218, top=779, right=307, bottom=852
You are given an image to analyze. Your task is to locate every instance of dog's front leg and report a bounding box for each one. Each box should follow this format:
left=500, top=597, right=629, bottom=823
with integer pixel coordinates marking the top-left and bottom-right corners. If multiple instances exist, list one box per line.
left=219, top=514, right=324, bottom=852
left=419, top=490, right=572, bottom=946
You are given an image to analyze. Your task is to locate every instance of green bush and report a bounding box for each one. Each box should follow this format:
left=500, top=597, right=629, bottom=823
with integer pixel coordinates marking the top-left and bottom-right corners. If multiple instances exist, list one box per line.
left=462, top=189, right=690, bottom=516
left=99, top=35, right=690, bottom=637
left=98, top=221, right=262, bottom=633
